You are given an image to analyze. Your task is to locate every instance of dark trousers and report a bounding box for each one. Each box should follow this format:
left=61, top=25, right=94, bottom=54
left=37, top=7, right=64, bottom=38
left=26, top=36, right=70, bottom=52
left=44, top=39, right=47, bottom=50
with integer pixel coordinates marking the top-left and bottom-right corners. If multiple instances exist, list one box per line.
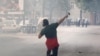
left=47, top=46, right=59, bottom=56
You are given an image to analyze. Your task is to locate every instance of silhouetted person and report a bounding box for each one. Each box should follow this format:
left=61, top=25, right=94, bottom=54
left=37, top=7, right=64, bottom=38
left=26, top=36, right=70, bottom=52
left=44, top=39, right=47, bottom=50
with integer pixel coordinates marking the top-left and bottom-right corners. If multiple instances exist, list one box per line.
left=38, top=12, right=70, bottom=56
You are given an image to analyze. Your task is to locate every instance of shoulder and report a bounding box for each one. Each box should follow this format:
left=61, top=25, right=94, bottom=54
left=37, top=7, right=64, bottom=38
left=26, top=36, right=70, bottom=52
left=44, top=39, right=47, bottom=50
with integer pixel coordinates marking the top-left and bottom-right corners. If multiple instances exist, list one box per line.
left=41, top=27, right=46, bottom=32
left=51, top=23, right=59, bottom=26
left=50, top=22, right=59, bottom=28
left=40, top=28, right=45, bottom=35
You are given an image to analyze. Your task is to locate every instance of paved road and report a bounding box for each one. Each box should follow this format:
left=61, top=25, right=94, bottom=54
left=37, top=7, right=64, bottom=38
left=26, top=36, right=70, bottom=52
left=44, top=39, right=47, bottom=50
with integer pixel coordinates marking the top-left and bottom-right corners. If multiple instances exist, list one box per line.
left=0, top=26, right=100, bottom=56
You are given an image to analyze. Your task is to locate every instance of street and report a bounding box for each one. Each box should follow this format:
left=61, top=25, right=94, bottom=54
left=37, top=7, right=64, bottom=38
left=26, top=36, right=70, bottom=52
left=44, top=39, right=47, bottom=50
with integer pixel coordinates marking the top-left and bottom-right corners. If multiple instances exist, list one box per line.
left=0, top=26, right=100, bottom=56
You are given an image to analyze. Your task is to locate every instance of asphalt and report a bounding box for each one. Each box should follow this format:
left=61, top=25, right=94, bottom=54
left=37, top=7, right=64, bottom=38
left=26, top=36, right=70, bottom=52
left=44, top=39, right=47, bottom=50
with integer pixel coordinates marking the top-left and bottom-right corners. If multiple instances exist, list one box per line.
left=0, top=26, right=100, bottom=56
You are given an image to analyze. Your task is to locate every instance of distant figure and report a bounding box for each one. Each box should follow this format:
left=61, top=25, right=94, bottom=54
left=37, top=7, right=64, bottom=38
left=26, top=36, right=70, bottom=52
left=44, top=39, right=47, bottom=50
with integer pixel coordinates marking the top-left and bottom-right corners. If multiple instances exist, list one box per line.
left=67, top=19, right=71, bottom=26
left=82, top=19, right=88, bottom=27
left=84, top=19, right=88, bottom=27
left=38, top=12, right=70, bottom=56
left=76, top=18, right=81, bottom=27
left=82, top=19, right=85, bottom=27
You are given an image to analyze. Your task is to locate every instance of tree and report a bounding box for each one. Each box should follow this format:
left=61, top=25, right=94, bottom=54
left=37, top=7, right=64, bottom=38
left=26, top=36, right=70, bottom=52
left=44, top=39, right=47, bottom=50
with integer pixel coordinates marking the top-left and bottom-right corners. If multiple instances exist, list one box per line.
left=43, top=0, right=71, bottom=22
left=23, top=0, right=71, bottom=23
left=75, top=0, right=100, bottom=25
left=75, top=0, right=100, bottom=12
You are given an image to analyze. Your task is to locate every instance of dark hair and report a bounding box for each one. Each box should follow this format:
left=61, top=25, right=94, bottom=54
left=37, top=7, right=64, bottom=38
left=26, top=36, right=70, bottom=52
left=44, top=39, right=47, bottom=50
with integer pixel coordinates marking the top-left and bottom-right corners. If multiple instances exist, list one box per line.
left=43, top=19, right=49, bottom=26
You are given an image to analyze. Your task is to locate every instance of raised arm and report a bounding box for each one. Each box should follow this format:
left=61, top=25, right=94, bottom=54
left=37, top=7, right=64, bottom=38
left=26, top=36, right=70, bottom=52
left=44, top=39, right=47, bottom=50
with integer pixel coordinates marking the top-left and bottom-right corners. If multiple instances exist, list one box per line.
left=57, top=12, right=70, bottom=25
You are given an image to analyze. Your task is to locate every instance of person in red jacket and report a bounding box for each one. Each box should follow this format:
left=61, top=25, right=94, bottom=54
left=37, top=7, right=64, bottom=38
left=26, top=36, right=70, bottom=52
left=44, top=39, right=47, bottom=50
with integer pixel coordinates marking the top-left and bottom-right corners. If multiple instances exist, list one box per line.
left=38, top=12, right=70, bottom=56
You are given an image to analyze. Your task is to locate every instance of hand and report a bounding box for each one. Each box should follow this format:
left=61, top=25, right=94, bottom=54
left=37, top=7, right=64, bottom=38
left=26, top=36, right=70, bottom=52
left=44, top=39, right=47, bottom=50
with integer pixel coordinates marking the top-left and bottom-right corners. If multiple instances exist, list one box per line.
left=68, top=12, right=70, bottom=15
left=65, top=12, right=70, bottom=18
left=38, top=34, right=42, bottom=39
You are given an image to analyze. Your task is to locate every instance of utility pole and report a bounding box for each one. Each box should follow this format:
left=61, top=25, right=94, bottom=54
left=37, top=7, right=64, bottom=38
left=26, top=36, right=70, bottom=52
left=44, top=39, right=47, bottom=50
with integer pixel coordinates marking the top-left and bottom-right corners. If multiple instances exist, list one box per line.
left=42, top=0, right=46, bottom=17
left=80, top=9, right=83, bottom=20
left=93, top=0, right=97, bottom=25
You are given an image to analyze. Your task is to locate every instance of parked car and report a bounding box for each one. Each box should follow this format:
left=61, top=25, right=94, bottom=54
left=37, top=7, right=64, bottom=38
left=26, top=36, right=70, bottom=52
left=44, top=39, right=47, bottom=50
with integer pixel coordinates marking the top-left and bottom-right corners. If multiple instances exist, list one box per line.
left=20, top=24, right=36, bottom=33
left=1, top=20, right=20, bottom=32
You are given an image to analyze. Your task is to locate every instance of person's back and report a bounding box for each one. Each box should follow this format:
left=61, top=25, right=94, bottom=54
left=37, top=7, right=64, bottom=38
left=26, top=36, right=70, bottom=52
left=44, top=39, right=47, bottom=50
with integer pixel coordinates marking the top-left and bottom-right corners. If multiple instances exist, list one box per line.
left=42, top=23, right=58, bottom=38
left=38, top=12, right=70, bottom=56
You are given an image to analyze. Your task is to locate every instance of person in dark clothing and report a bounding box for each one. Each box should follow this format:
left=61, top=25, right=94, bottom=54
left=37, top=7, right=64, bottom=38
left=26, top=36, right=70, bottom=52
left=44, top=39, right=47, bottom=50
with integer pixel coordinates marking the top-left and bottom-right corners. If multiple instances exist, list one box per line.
left=38, top=12, right=70, bottom=56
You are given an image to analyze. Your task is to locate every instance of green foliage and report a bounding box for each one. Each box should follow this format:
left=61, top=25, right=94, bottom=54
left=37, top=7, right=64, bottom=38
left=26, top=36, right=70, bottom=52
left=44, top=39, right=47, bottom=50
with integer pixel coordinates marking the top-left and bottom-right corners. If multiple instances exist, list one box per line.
left=45, top=0, right=71, bottom=11
left=57, top=0, right=71, bottom=11
left=75, top=0, right=100, bottom=12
